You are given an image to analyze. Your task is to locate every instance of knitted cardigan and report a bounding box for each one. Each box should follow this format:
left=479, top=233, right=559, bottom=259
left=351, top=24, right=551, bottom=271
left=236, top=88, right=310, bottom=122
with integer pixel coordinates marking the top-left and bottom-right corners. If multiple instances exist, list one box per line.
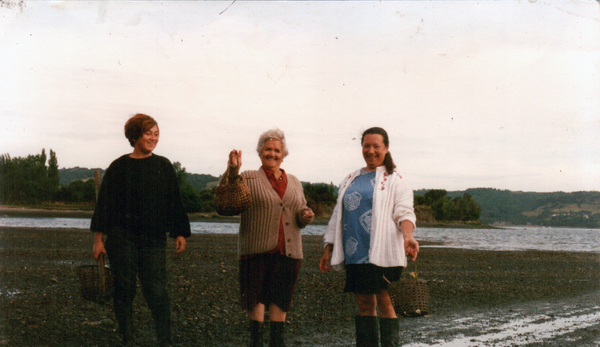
left=237, top=167, right=311, bottom=259
left=323, top=166, right=416, bottom=269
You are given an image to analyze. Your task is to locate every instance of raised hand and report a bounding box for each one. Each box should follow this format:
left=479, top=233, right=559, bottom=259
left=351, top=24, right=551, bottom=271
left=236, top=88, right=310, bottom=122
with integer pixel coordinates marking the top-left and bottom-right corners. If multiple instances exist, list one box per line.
left=229, top=149, right=242, bottom=170
left=228, top=149, right=242, bottom=178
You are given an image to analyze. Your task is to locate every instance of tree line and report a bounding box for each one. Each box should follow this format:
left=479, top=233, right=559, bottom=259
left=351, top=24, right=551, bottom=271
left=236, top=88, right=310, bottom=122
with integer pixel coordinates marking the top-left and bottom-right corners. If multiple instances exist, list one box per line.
left=172, top=162, right=340, bottom=216
left=1, top=150, right=482, bottom=224
left=0, top=150, right=343, bottom=216
left=414, top=189, right=482, bottom=222
left=444, top=188, right=600, bottom=228
left=0, top=150, right=101, bottom=204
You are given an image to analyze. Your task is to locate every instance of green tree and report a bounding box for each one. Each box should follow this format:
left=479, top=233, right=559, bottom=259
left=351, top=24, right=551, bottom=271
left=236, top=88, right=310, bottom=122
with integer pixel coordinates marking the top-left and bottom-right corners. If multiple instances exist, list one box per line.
left=55, top=179, right=96, bottom=203
left=173, top=162, right=204, bottom=213
left=47, top=149, right=60, bottom=199
left=0, top=154, right=13, bottom=203
left=424, top=189, right=448, bottom=206
left=415, top=189, right=481, bottom=222
left=431, top=196, right=453, bottom=221
left=414, top=195, right=427, bottom=206
left=451, top=193, right=482, bottom=221
left=302, top=182, right=337, bottom=217
left=197, top=189, right=216, bottom=213
left=0, top=150, right=52, bottom=203
left=0, top=149, right=62, bottom=204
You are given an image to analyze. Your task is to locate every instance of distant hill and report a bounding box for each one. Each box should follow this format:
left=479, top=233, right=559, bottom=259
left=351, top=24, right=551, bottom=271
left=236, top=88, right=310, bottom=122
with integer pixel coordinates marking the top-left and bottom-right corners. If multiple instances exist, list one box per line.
left=415, top=188, right=600, bottom=228
left=60, top=167, right=599, bottom=227
left=59, top=167, right=219, bottom=191
left=59, top=167, right=105, bottom=186
left=186, top=173, right=220, bottom=191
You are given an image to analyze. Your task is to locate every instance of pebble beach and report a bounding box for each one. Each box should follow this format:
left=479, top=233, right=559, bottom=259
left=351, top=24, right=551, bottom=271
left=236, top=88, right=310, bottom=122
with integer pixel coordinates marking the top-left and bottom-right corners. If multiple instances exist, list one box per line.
left=1, top=223, right=599, bottom=346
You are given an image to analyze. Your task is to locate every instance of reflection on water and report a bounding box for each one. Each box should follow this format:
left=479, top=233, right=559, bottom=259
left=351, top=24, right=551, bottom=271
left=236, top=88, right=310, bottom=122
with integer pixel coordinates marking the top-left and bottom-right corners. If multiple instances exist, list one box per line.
left=0, top=217, right=598, bottom=253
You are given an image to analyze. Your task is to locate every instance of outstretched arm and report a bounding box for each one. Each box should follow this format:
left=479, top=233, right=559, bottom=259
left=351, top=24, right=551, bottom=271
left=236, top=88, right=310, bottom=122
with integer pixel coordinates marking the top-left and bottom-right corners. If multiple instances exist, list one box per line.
left=401, top=220, right=419, bottom=261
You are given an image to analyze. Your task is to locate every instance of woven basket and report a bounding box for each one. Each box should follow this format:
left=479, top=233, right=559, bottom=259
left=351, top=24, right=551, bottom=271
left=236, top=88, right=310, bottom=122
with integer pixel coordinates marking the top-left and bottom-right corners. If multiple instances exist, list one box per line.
left=76, top=254, right=113, bottom=303
left=389, top=277, right=430, bottom=317
left=386, top=263, right=430, bottom=317
left=215, top=170, right=251, bottom=216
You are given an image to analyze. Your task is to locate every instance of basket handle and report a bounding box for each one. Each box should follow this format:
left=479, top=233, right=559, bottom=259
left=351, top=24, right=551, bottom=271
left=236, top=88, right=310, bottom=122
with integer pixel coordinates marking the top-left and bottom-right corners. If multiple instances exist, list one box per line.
left=218, top=165, right=231, bottom=186
left=383, top=259, right=419, bottom=284
left=97, top=253, right=107, bottom=293
left=403, top=259, right=419, bottom=280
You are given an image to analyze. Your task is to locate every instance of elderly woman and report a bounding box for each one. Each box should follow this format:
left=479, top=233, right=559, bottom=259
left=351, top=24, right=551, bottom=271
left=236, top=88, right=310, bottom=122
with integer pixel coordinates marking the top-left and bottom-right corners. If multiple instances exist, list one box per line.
left=91, top=114, right=190, bottom=347
left=319, top=127, right=418, bottom=347
left=219, top=129, right=314, bottom=347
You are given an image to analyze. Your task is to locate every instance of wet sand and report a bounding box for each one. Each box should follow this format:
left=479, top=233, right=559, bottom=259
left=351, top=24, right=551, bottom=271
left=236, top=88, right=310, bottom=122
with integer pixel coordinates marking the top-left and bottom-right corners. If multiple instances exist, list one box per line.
left=0, top=226, right=598, bottom=346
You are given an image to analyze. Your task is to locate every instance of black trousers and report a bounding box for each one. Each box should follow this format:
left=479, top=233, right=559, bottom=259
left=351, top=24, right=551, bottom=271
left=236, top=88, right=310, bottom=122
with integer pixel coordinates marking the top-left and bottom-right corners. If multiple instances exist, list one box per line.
left=105, top=235, right=171, bottom=343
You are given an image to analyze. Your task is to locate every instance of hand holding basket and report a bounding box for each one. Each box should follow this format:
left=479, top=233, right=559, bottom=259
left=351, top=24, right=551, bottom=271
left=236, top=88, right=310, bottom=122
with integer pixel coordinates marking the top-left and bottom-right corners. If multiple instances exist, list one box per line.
left=386, top=261, right=430, bottom=317
left=76, top=253, right=113, bottom=303
left=215, top=164, right=252, bottom=216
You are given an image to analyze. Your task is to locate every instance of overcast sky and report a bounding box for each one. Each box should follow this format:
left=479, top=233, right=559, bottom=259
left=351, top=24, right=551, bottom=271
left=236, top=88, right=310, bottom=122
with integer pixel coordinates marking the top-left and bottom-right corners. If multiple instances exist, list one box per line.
left=1, top=0, right=598, bottom=193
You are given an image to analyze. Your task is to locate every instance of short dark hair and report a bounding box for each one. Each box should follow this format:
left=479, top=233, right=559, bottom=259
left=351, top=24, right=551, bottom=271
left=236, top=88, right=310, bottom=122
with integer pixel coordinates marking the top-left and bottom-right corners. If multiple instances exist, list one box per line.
left=124, top=113, right=158, bottom=147
left=361, top=127, right=396, bottom=174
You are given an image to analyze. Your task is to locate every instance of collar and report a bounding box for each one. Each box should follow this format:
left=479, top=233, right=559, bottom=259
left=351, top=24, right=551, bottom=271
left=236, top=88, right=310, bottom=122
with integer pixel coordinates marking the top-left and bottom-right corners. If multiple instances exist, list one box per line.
left=262, top=166, right=285, bottom=179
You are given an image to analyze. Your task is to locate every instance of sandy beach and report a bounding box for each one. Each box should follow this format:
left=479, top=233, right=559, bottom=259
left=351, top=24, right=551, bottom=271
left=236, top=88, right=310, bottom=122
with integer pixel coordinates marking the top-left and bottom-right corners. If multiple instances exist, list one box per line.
left=0, top=223, right=598, bottom=346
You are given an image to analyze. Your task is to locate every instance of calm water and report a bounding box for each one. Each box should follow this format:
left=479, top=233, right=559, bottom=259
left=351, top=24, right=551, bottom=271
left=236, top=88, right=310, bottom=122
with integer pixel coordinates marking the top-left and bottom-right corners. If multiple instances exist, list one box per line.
left=1, top=217, right=598, bottom=253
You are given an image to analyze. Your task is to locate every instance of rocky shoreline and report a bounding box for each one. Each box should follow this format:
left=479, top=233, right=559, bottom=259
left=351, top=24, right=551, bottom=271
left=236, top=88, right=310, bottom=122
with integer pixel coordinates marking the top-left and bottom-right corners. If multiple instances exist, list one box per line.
left=1, top=226, right=598, bottom=346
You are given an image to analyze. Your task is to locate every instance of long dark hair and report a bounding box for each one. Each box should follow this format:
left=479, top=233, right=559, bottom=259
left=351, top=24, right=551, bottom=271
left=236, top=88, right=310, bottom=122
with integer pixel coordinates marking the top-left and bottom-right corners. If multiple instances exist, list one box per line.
left=361, top=127, right=396, bottom=174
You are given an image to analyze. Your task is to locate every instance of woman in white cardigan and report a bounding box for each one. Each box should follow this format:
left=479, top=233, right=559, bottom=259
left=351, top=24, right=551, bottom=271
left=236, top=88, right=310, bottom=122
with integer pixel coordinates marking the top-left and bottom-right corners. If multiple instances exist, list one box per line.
left=319, top=127, right=418, bottom=347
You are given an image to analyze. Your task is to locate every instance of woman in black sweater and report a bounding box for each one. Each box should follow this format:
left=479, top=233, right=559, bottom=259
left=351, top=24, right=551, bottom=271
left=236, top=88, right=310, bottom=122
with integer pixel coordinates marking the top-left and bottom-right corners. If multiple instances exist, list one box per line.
left=91, top=114, right=190, bottom=347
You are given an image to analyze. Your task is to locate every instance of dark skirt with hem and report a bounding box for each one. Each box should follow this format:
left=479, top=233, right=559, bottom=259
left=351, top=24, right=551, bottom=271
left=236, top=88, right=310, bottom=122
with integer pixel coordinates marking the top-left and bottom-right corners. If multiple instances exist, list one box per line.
left=239, top=252, right=301, bottom=312
left=344, top=263, right=403, bottom=295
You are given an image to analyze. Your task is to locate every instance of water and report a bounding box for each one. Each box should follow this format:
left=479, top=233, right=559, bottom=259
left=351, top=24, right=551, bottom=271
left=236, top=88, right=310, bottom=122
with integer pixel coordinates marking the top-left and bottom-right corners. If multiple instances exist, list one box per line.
left=1, top=217, right=598, bottom=253
left=414, top=226, right=600, bottom=253
left=190, top=221, right=327, bottom=236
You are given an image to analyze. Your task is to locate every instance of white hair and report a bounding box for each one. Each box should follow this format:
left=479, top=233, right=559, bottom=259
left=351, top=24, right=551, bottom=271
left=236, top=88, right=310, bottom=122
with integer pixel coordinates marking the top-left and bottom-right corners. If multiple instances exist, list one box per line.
left=256, top=128, right=289, bottom=158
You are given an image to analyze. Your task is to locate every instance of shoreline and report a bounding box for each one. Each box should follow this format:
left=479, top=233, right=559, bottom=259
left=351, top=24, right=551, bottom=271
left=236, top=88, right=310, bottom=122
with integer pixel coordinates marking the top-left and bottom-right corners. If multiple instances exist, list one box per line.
left=0, top=206, right=496, bottom=228
left=1, top=227, right=598, bottom=346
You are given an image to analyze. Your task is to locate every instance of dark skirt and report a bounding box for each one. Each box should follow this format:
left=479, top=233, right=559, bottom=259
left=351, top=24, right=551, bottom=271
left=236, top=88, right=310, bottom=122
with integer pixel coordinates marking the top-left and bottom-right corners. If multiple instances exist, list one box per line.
left=239, top=253, right=302, bottom=312
left=344, top=263, right=403, bottom=295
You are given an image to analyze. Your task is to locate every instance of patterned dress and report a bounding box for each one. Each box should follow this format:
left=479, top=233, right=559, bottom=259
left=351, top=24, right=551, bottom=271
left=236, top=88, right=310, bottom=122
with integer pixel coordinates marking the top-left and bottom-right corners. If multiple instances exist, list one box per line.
left=342, top=169, right=376, bottom=264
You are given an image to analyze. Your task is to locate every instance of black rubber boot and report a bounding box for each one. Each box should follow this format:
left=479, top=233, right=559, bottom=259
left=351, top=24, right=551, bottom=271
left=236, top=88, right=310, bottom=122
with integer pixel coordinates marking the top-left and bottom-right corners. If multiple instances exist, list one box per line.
left=249, top=320, right=264, bottom=347
left=379, top=318, right=399, bottom=347
left=269, top=321, right=286, bottom=347
left=154, top=312, right=172, bottom=346
left=115, top=304, right=135, bottom=346
left=355, top=315, right=380, bottom=347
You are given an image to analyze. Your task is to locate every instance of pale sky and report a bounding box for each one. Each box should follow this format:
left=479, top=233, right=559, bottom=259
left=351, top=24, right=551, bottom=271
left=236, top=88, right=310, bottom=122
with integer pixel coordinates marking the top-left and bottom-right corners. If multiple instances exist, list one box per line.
left=1, top=0, right=599, bottom=192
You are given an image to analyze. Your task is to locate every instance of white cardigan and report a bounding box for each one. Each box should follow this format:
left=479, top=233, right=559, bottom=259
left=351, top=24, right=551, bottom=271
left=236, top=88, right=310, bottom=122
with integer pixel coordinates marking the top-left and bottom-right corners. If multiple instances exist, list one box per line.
left=323, top=166, right=416, bottom=269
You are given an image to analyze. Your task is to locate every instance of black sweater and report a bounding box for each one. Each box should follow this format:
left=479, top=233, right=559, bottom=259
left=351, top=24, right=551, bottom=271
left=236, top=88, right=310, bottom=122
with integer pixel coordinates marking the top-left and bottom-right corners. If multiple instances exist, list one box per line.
left=90, top=154, right=191, bottom=246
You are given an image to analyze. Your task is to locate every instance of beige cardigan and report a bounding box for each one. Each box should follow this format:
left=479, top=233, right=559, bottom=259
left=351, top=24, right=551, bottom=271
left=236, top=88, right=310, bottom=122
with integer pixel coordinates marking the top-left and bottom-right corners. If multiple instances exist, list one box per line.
left=237, top=167, right=311, bottom=259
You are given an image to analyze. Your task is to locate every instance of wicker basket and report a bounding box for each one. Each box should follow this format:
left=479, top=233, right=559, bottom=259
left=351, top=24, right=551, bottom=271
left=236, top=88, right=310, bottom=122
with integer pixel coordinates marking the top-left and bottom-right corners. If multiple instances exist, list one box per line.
left=215, top=169, right=252, bottom=216
left=389, top=277, right=430, bottom=317
left=76, top=254, right=113, bottom=303
left=386, top=265, right=430, bottom=317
